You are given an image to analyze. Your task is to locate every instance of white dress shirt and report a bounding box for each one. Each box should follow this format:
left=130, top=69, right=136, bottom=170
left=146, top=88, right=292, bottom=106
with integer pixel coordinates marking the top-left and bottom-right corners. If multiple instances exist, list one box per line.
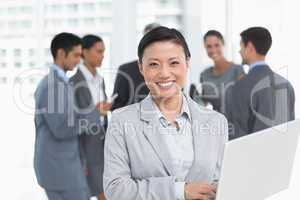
left=80, top=65, right=107, bottom=124
left=79, top=65, right=106, bottom=104
left=151, top=95, right=194, bottom=200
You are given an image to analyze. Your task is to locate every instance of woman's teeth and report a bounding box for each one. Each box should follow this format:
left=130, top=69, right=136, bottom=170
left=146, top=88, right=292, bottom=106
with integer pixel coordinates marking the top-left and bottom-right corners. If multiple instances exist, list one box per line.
left=157, top=82, right=174, bottom=88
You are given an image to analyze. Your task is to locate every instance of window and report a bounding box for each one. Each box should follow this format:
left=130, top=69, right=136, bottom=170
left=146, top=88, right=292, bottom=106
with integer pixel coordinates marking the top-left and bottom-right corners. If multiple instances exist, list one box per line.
left=0, top=49, right=7, bottom=57
left=29, top=62, right=35, bottom=68
left=0, top=77, right=7, bottom=84
left=20, top=6, right=33, bottom=14
left=51, top=4, right=62, bottom=12
left=136, top=0, right=183, bottom=38
left=67, top=4, right=78, bottom=12
left=83, top=18, right=96, bottom=26
left=14, top=62, right=22, bottom=68
left=45, top=4, right=62, bottom=13
left=14, top=77, right=22, bottom=83
left=0, top=8, right=5, bottom=16
left=7, top=7, right=17, bottom=15
left=28, top=49, right=35, bottom=57
left=14, top=49, right=22, bottom=57
left=97, top=2, right=112, bottom=11
left=68, top=18, right=79, bottom=27
left=22, top=20, right=32, bottom=28
left=83, top=3, right=95, bottom=12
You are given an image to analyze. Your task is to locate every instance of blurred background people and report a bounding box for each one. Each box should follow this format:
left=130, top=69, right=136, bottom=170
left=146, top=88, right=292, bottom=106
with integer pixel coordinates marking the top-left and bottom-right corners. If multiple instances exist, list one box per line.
left=191, top=30, right=244, bottom=115
left=111, top=23, right=160, bottom=110
left=34, top=33, right=102, bottom=200
left=70, top=34, right=109, bottom=200
left=227, top=27, right=295, bottom=139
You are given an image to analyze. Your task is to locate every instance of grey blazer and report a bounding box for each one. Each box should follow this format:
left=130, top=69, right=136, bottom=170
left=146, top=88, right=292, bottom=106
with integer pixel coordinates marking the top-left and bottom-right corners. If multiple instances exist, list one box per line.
left=103, top=95, right=228, bottom=200
left=70, top=68, right=107, bottom=194
left=227, top=64, right=295, bottom=139
left=34, top=68, right=100, bottom=191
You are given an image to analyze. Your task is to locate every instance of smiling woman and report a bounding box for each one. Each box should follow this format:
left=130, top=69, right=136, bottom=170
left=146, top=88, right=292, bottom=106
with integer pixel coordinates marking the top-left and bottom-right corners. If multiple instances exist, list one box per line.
left=137, top=27, right=191, bottom=117
left=103, top=26, right=229, bottom=200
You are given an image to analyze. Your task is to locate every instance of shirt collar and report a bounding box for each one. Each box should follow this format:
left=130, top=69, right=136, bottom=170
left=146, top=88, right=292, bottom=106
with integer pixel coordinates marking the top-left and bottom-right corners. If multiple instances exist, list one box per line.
left=150, top=93, right=191, bottom=127
left=80, top=64, right=99, bottom=82
left=52, top=64, right=69, bottom=83
left=249, top=60, right=267, bottom=71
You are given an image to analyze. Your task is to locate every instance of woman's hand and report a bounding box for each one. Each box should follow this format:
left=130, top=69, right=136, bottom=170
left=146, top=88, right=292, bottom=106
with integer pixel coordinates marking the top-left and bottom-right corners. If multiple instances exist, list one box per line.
left=184, top=182, right=216, bottom=200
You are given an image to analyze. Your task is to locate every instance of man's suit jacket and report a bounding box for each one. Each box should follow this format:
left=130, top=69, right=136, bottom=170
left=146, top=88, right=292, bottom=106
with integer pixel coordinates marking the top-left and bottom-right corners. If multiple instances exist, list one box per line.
left=104, top=95, right=228, bottom=200
left=70, top=69, right=107, bottom=193
left=227, top=64, right=295, bottom=139
left=34, top=68, right=101, bottom=191
left=111, top=60, right=149, bottom=110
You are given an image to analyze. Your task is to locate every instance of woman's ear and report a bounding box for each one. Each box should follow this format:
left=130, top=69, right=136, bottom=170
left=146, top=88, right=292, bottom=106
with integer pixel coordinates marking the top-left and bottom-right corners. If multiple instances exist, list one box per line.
left=186, top=57, right=191, bottom=68
left=138, top=60, right=144, bottom=76
left=82, top=49, right=88, bottom=59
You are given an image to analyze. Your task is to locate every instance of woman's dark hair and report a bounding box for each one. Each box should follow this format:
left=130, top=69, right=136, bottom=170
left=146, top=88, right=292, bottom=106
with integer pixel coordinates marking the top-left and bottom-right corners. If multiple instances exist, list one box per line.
left=138, top=26, right=191, bottom=63
left=203, top=30, right=225, bottom=44
left=240, top=27, right=272, bottom=56
left=82, top=34, right=103, bottom=50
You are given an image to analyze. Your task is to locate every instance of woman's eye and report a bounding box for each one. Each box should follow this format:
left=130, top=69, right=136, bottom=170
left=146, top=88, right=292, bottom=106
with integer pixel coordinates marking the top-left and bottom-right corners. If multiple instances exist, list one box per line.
left=171, top=61, right=180, bottom=65
left=149, top=63, right=158, bottom=67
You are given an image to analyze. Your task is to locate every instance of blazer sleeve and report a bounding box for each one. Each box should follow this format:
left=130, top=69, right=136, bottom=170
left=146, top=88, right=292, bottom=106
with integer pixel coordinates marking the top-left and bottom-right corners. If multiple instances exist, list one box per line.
left=111, top=67, right=130, bottom=111
left=212, top=114, right=229, bottom=184
left=39, top=82, right=100, bottom=140
left=103, top=114, right=177, bottom=200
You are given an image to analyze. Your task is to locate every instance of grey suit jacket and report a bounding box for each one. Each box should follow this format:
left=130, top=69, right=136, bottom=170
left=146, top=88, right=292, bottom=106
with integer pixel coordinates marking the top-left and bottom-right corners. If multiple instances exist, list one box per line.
left=227, top=64, right=295, bottom=139
left=34, top=67, right=101, bottom=191
left=104, top=95, right=228, bottom=200
left=70, top=69, right=107, bottom=194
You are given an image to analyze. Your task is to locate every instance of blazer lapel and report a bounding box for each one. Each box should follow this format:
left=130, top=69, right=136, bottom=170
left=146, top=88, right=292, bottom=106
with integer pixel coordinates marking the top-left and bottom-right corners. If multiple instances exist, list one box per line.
left=140, top=96, right=175, bottom=176
left=75, top=69, right=94, bottom=106
left=185, top=96, right=214, bottom=181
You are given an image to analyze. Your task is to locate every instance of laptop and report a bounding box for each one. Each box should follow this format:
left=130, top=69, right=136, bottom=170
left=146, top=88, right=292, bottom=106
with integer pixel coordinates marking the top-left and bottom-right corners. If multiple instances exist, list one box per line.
left=215, top=119, right=300, bottom=200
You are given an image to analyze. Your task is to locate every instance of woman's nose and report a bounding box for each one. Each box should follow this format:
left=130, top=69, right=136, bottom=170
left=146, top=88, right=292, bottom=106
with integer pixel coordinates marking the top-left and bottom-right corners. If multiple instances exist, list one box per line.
left=158, top=64, right=171, bottom=78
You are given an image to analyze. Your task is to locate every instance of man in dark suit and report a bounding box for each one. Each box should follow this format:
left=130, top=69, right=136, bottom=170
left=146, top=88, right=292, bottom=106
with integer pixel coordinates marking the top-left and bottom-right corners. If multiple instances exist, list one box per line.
left=111, top=23, right=160, bottom=110
left=227, top=27, right=295, bottom=139
left=70, top=35, right=110, bottom=200
left=34, top=33, right=102, bottom=200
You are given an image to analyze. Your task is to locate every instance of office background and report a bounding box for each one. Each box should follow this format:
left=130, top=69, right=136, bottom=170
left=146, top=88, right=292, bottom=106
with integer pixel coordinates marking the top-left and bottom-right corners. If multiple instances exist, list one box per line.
left=0, top=0, right=299, bottom=199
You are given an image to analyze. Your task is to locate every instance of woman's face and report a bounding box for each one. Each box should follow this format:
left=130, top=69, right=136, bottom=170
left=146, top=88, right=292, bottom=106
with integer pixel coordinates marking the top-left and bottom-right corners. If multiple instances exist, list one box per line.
left=139, top=41, right=189, bottom=100
left=83, top=41, right=105, bottom=68
left=204, top=36, right=224, bottom=61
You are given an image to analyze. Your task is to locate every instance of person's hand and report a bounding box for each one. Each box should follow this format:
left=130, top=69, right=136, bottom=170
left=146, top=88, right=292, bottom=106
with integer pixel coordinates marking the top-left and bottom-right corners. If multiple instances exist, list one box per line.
left=96, top=102, right=112, bottom=116
left=184, top=182, right=216, bottom=200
